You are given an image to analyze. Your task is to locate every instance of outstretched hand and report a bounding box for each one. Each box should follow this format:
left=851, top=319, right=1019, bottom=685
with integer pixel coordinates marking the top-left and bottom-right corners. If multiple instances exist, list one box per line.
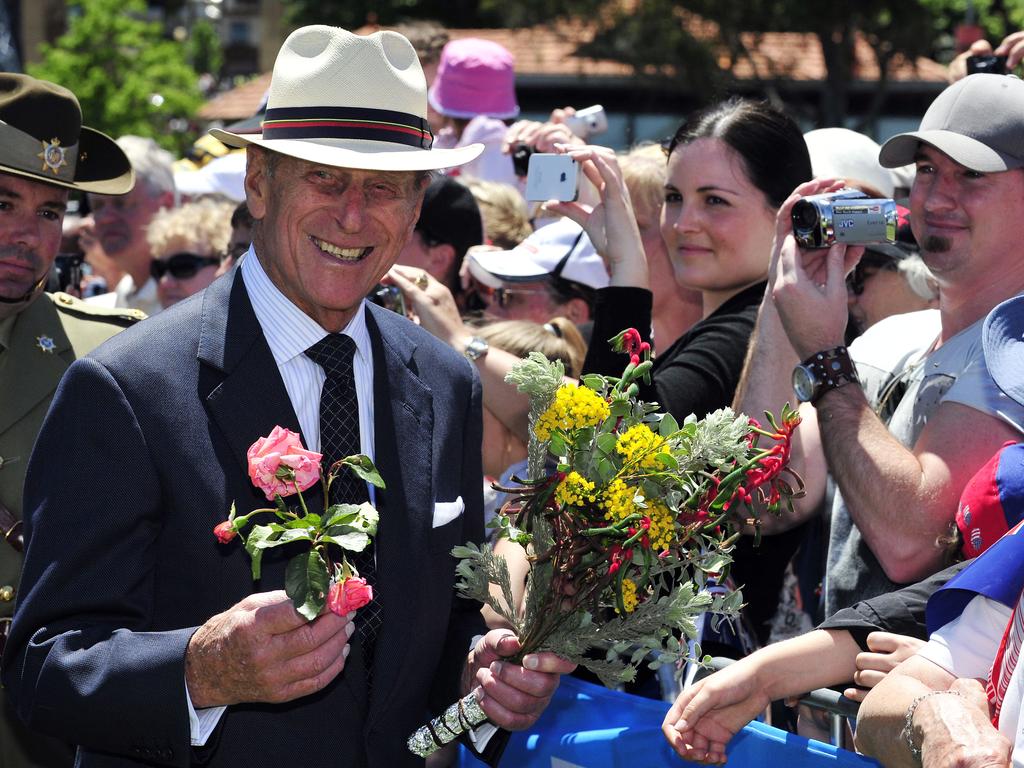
left=662, top=661, right=772, bottom=765
left=466, top=630, right=577, bottom=731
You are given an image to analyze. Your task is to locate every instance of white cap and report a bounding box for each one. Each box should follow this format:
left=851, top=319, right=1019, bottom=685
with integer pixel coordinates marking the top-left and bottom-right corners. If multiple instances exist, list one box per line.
left=804, top=128, right=894, bottom=198
left=467, top=217, right=609, bottom=289
left=174, top=152, right=247, bottom=202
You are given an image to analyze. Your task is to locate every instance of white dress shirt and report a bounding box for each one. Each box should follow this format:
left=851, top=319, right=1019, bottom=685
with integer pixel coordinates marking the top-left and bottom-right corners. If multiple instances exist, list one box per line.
left=188, top=247, right=376, bottom=744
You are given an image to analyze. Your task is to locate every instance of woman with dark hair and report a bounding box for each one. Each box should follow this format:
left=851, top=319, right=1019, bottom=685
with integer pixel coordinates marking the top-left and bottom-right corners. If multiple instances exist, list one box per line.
left=574, top=98, right=812, bottom=419
left=549, top=97, right=814, bottom=649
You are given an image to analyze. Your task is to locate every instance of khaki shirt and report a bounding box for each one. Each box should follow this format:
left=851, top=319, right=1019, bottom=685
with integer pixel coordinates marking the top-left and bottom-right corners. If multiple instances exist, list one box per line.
left=0, top=292, right=141, bottom=616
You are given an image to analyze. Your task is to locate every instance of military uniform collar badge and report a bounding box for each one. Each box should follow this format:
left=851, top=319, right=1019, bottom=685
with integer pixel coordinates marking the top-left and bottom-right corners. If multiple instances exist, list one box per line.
left=38, top=137, right=68, bottom=175
left=36, top=334, right=55, bottom=353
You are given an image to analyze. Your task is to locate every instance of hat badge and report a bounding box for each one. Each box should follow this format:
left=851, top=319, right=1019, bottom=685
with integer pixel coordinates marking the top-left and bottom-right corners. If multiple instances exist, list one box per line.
left=38, top=137, right=68, bottom=175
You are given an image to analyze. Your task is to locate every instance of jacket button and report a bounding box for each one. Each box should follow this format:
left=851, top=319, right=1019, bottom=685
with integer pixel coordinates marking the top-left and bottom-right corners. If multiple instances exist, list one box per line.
left=0, top=586, right=14, bottom=602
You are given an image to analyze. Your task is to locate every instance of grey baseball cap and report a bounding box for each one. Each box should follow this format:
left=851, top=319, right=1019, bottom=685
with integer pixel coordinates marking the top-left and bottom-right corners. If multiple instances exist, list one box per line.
left=879, top=74, right=1024, bottom=172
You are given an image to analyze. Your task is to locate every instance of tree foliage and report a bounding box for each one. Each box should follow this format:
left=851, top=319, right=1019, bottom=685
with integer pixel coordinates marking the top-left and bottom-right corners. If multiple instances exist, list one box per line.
left=28, top=0, right=202, bottom=155
left=187, top=19, right=223, bottom=77
left=284, top=0, right=1024, bottom=126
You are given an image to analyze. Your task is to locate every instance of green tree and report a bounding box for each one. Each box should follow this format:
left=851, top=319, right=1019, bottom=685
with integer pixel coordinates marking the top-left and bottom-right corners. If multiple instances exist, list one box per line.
left=28, top=0, right=203, bottom=155
left=187, top=19, right=223, bottom=77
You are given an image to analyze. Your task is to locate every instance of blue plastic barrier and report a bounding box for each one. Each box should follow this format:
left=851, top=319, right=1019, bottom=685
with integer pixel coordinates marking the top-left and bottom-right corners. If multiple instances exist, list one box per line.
left=458, top=675, right=880, bottom=767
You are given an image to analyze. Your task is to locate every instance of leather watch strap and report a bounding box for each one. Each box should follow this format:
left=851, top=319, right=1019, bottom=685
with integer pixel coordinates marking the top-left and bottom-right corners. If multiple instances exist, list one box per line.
left=801, top=345, right=858, bottom=403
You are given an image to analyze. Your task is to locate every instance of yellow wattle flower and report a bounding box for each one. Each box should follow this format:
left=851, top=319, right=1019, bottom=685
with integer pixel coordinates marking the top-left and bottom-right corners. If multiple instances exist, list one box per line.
left=647, top=503, right=676, bottom=551
left=617, top=577, right=639, bottom=614
left=555, top=471, right=598, bottom=507
left=615, top=423, right=666, bottom=471
left=534, top=384, right=610, bottom=442
left=602, top=477, right=640, bottom=522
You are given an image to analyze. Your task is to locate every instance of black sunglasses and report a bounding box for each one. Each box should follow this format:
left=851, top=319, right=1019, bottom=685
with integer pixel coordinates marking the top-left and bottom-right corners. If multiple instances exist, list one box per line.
left=151, top=252, right=221, bottom=280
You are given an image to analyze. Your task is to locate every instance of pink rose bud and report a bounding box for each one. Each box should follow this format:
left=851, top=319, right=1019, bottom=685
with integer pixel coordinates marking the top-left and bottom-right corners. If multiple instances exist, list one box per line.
left=327, top=577, right=374, bottom=616
left=246, top=426, right=323, bottom=500
left=213, top=520, right=237, bottom=544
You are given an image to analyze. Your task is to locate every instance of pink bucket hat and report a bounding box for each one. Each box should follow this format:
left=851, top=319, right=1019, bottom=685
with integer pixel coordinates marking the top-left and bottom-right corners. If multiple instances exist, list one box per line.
left=427, top=38, right=519, bottom=120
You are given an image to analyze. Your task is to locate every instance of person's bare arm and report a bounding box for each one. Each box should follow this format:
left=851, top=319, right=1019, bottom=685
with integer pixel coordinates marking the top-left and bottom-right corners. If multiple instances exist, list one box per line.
left=856, top=657, right=1011, bottom=768
left=769, top=180, right=1022, bottom=583
left=662, top=629, right=861, bottom=764
left=731, top=179, right=854, bottom=535
left=817, top=390, right=1021, bottom=583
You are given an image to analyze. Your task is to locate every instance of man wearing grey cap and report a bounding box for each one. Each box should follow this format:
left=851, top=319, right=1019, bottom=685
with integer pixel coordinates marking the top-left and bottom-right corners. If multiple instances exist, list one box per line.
left=734, top=73, right=1024, bottom=619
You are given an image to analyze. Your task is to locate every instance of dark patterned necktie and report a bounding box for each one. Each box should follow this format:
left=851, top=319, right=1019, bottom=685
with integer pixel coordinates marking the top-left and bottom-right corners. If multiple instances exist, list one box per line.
left=304, top=334, right=382, bottom=657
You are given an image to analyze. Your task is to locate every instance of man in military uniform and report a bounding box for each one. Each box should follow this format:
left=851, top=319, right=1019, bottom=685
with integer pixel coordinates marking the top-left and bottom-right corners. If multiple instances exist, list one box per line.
left=0, top=72, right=138, bottom=768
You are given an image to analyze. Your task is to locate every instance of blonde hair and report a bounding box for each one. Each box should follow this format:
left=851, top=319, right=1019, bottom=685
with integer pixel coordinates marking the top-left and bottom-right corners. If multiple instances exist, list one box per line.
left=475, top=317, right=586, bottom=377
left=147, top=198, right=234, bottom=259
left=462, top=178, right=533, bottom=249
left=619, top=142, right=667, bottom=226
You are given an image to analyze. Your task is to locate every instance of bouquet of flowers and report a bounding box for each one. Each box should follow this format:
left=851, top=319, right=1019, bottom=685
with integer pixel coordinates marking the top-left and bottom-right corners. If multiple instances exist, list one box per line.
left=213, top=426, right=385, bottom=621
left=408, top=329, right=802, bottom=756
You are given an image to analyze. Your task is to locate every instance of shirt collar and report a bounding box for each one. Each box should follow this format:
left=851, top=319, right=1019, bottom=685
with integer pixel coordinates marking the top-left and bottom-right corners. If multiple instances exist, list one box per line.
left=240, top=245, right=371, bottom=367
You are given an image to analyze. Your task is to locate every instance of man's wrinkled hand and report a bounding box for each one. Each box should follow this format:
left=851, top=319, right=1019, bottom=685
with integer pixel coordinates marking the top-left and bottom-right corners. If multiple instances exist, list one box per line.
left=185, top=590, right=354, bottom=708
left=466, top=630, right=576, bottom=731
left=915, top=682, right=1011, bottom=768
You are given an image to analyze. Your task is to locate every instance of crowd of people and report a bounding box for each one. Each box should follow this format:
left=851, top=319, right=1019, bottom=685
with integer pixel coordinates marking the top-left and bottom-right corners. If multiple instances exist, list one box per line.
left=3, top=17, right=1024, bottom=768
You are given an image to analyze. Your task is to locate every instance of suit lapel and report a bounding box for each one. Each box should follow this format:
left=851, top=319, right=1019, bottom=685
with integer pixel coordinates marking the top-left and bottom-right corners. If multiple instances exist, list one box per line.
left=198, top=270, right=303, bottom=479
left=364, top=306, right=435, bottom=723
left=0, top=295, right=71, bottom=436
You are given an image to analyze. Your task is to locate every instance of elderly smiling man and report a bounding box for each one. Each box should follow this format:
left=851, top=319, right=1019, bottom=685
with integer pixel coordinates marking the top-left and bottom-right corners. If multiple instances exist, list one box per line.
left=2, top=26, right=572, bottom=768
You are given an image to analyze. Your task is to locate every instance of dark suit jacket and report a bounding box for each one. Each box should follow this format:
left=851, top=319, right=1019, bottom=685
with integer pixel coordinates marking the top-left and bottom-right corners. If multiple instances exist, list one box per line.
left=1, top=269, right=487, bottom=767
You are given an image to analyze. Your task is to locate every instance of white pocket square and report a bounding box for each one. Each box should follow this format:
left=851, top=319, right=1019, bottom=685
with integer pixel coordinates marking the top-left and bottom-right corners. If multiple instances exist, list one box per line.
left=432, top=497, right=464, bottom=528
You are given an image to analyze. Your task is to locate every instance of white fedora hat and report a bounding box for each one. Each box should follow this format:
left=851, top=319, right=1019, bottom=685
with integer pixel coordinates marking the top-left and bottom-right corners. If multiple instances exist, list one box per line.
left=211, top=26, right=483, bottom=172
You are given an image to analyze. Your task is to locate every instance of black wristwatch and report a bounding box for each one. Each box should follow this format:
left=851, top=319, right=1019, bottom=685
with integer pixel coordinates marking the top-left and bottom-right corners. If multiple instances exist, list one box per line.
left=792, top=346, right=858, bottom=404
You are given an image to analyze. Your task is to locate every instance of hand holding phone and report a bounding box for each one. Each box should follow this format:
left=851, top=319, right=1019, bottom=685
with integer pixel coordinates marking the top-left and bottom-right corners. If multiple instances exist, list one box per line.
left=525, top=153, right=580, bottom=202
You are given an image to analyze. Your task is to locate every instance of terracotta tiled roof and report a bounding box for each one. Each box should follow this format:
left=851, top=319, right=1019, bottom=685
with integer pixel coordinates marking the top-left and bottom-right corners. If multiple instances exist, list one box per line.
left=199, top=16, right=948, bottom=121
left=198, top=72, right=271, bottom=120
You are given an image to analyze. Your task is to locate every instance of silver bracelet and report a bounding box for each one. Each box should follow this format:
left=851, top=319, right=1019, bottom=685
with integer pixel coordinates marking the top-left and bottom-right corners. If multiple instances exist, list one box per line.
left=901, top=689, right=964, bottom=762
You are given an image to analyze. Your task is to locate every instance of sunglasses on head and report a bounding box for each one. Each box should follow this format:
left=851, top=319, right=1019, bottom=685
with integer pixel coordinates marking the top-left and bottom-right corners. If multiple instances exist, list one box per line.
left=151, top=252, right=222, bottom=280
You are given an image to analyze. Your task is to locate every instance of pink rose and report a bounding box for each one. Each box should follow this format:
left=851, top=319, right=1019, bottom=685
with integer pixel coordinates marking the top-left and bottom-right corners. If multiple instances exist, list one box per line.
left=327, top=577, right=373, bottom=616
left=213, top=520, right=237, bottom=544
left=247, top=426, right=322, bottom=500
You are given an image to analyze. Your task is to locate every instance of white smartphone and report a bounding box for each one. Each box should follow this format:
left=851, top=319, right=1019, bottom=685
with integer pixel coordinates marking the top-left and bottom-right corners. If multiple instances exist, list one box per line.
left=563, top=104, right=608, bottom=139
left=524, top=153, right=580, bottom=202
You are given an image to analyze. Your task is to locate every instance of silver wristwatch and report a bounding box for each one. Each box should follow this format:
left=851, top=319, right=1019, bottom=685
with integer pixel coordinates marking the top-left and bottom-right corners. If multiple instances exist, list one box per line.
left=463, top=336, right=489, bottom=361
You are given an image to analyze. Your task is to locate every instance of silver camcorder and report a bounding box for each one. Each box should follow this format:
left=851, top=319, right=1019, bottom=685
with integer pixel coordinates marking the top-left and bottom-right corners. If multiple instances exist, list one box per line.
left=791, top=189, right=898, bottom=249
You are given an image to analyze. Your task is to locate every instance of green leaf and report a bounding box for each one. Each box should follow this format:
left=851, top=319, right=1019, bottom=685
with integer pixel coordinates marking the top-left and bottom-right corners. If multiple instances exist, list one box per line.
left=548, top=433, right=567, bottom=457
left=275, top=528, right=312, bottom=545
left=285, top=550, right=329, bottom=621
left=324, top=503, right=362, bottom=528
left=659, top=413, right=679, bottom=437
left=595, top=432, right=618, bottom=456
left=339, top=454, right=386, bottom=489
left=322, top=530, right=369, bottom=552
left=655, top=452, right=678, bottom=470
left=243, top=525, right=278, bottom=580
left=581, top=374, right=606, bottom=391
